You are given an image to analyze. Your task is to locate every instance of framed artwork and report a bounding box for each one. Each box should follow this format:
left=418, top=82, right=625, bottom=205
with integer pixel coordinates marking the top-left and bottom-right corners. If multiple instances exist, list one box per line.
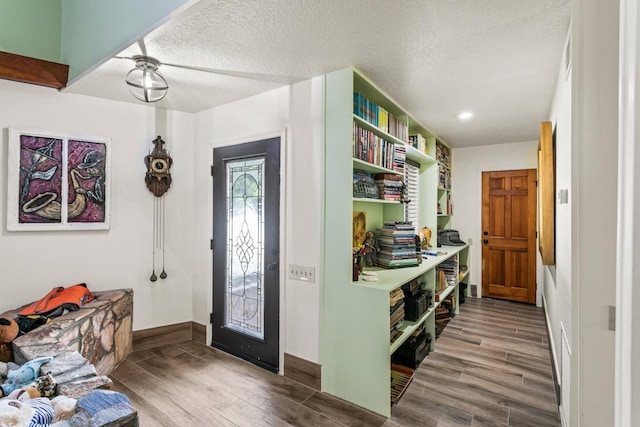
left=7, top=128, right=111, bottom=231
left=538, top=121, right=555, bottom=265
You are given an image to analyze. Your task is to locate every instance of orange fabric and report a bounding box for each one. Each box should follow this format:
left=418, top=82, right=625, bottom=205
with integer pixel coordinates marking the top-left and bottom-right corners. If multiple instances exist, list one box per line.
left=18, top=283, right=94, bottom=316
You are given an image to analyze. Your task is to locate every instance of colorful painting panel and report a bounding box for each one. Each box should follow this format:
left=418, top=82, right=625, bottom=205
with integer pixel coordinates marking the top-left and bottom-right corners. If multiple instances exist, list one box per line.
left=67, top=140, right=107, bottom=223
left=7, top=128, right=111, bottom=231
left=18, top=135, right=63, bottom=224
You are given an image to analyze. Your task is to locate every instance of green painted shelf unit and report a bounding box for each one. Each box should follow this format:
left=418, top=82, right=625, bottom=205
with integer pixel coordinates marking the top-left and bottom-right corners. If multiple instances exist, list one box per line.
left=322, top=67, right=471, bottom=417
left=436, top=140, right=453, bottom=229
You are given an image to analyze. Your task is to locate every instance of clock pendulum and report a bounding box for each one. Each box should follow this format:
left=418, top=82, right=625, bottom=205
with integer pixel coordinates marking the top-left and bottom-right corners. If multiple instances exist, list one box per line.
left=144, top=136, right=173, bottom=282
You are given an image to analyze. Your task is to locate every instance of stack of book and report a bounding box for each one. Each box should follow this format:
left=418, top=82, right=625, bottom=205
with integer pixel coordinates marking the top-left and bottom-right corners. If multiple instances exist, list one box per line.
left=393, top=144, right=406, bottom=174
left=390, top=288, right=405, bottom=343
left=435, top=295, right=455, bottom=338
left=436, top=142, right=451, bottom=167
left=436, top=296, right=455, bottom=322
left=437, top=257, right=458, bottom=287
left=438, top=164, right=451, bottom=189
left=377, top=221, right=418, bottom=268
left=374, top=173, right=404, bottom=201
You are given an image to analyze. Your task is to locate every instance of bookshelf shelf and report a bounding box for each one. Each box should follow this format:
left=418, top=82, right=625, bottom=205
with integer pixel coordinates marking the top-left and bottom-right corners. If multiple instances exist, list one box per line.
left=353, top=115, right=406, bottom=146
left=323, top=67, right=466, bottom=418
left=459, top=269, right=470, bottom=282
left=438, top=282, right=458, bottom=301
left=353, top=246, right=466, bottom=291
left=390, top=305, right=436, bottom=354
left=353, top=158, right=400, bottom=175
left=405, top=144, right=436, bottom=165
left=353, top=198, right=400, bottom=204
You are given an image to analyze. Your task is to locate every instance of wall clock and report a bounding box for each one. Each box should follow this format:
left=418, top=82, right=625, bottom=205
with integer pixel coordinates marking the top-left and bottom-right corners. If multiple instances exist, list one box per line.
left=144, top=136, right=172, bottom=197
left=144, top=136, right=172, bottom=281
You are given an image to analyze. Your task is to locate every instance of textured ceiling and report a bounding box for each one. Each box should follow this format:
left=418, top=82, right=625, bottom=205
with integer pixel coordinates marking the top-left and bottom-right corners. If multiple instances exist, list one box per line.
left=65, top=0, right=571, bottom=148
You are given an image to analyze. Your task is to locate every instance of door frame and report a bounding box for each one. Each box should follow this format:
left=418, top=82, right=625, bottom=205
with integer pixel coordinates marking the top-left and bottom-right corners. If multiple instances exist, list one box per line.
left=474, top=166, right=541, bottom=307
left=207, top=129, right=288, bottom=374
left=616, top=0, right=640, bottom=423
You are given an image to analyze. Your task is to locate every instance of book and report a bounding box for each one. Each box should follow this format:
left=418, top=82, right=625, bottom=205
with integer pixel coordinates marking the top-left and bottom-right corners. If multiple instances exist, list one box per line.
left=352, top=122, right=398, bottom=170
left=353, top=92, right=408, bottom=142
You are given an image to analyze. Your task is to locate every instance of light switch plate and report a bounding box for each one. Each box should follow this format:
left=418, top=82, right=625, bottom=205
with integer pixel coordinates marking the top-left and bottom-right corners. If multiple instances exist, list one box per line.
left=289, top=264, right=315, bottom=282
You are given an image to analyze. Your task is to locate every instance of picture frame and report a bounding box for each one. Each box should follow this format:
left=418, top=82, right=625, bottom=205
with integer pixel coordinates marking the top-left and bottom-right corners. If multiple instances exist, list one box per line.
left=7, top=128, right=111, bottom=231
left=538, top=121, right=555, bottom=265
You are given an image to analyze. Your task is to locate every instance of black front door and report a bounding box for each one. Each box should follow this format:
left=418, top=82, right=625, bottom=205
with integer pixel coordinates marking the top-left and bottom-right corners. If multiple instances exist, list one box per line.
left=211, top=137, right=280, bottom=372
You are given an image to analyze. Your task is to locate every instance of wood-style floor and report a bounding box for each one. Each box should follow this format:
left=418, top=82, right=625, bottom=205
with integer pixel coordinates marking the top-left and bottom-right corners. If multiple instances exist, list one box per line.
left=110, top=297, right=559, bottom=426
left=389, top=297, right=559, bottom=427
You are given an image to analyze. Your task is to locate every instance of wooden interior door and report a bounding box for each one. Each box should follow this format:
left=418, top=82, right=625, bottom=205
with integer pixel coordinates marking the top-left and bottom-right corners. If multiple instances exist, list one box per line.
left=482, top=169, right=537, bottom=304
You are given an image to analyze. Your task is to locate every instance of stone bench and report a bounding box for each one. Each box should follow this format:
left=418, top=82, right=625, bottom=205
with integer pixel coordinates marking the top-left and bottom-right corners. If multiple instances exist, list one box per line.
left=2, top=289, right=133, bottom=376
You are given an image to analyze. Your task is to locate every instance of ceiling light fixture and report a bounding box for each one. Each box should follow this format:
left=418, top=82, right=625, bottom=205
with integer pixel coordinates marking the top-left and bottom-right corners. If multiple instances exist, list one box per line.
left=457, top=111, right=474, bottom=121
left=125, top=55, right=168, bottom=103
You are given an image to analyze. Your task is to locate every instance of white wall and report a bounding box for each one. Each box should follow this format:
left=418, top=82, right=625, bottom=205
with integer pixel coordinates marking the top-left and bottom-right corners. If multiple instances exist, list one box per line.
left=569, top=0, right=619, bottom=424
left=451, top=140, right=538, bottom=299
left=0, top=75, right=325, bottom=366
left=0, top=79, right=195, bottom=331
left=192, top=77, right=324, bottom=363
left=542, top=32, right=573, bottom=424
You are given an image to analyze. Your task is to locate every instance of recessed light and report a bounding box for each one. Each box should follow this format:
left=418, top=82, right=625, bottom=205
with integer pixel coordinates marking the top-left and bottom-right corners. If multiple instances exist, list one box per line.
left=458, top=111, right=473, bottom=120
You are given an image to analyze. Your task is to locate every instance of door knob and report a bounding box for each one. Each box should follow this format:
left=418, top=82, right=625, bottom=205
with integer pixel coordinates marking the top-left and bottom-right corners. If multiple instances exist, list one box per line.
left=483, top=231, right=488, bottom=236
left=267, top=262, right=279, bottom=271
left=483, top=239, right=488, bottom=244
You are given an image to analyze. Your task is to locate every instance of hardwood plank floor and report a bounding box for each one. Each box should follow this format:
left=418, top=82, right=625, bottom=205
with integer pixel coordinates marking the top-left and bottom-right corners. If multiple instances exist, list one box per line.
left=391, top=298, right=559, bottom=426
left=111, top=297, right=559, bottom=426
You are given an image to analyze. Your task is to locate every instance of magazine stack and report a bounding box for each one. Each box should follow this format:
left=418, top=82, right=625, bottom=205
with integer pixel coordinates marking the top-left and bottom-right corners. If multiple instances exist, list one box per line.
left=375, top=173, right=404, bottom=201
left=377, top=221, right=418, bottom=268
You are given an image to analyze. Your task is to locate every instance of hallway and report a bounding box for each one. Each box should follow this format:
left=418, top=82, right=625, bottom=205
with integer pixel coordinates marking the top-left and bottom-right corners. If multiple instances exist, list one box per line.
left=110, top=297, right=559, bottom=426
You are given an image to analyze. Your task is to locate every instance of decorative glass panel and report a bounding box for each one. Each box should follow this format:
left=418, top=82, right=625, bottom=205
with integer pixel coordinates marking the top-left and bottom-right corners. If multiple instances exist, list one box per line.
left=225, top=157, right=265, bottom=339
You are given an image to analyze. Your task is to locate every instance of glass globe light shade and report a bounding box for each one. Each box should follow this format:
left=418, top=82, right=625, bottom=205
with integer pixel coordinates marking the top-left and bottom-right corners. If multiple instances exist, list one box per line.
left=125, top=56, right=168, bottom=103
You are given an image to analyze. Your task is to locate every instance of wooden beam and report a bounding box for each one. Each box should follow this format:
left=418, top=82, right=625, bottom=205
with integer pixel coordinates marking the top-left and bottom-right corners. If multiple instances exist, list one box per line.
left=0, top=51, right=69, bottom=89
